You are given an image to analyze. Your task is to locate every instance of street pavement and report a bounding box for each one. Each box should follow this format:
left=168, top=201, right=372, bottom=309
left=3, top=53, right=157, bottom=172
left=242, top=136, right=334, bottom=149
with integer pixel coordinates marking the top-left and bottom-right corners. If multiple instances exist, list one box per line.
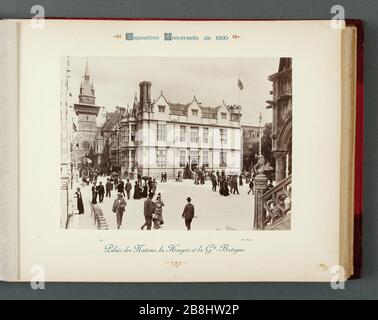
left=71, top=176, right=254, bottom=231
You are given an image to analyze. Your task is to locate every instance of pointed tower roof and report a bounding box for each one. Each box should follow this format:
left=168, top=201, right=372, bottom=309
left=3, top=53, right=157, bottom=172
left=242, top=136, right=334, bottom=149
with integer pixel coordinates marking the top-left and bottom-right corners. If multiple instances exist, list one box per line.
left=78, top=60, right=95, bottom=105
left=84, top=60, right=90, bottom=80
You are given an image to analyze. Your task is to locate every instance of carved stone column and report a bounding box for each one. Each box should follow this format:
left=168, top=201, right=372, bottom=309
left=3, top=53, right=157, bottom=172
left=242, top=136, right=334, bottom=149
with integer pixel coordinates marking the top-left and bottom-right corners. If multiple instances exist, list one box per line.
left=274, top=150, right=287, bottom=183
left=253, top=173, right=268, bottom=230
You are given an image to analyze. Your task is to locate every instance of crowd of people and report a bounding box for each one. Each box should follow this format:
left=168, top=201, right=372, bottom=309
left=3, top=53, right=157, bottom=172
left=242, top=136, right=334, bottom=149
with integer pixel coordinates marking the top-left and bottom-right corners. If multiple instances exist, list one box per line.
left=74, top=168, right=272, bottom=231
left=79, top=167, right=103, bottom=185
left=74, top=172, right=196, bottom=231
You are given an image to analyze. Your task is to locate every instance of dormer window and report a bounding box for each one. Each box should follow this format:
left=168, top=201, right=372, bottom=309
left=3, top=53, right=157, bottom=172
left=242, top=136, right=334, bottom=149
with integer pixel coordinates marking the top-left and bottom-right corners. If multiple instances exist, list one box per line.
left=192, top=109, right=198, bottom=116
left=158, top=105, right=165, bottom=113
left=221, top=112, right=227, bottom=120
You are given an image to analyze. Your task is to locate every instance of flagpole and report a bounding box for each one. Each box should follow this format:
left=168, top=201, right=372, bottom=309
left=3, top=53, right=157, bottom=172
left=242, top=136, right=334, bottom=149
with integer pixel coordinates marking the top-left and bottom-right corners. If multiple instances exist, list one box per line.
left=237, top=74, right=240, bottom=105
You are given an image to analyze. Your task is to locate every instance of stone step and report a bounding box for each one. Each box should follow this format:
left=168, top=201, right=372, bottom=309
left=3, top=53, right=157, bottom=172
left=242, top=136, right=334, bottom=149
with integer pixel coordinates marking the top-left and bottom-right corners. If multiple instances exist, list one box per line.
left=265, top=213, right=291, bottom=230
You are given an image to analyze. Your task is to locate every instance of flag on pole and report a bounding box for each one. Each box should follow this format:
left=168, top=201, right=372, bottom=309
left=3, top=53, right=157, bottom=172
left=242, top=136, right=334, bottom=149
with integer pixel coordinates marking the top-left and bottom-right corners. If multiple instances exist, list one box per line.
left=237, top=78, right=244, bottom=90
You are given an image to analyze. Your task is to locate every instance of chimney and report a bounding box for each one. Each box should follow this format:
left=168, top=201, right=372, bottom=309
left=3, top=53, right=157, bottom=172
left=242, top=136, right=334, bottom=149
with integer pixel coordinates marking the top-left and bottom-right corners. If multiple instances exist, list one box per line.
left=139, top=81, right=152, bottom=112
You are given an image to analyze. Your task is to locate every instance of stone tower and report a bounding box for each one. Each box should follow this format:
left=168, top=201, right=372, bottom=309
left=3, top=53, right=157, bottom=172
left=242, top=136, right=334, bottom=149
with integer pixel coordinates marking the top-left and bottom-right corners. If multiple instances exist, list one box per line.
left=73, top=61, right=100, bottom=164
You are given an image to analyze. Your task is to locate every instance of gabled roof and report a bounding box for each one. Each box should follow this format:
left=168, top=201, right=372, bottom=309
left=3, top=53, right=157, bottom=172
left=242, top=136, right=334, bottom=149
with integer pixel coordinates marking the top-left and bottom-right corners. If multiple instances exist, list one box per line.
left=155, top=91, right=232, bottom=118
left=101, top=110, right=123, bottom=131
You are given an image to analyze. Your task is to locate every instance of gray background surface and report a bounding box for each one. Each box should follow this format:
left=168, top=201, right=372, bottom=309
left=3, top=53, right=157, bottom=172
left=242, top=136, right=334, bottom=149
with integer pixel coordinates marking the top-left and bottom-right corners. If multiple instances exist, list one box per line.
left=0, top=0, right=376, bottom=300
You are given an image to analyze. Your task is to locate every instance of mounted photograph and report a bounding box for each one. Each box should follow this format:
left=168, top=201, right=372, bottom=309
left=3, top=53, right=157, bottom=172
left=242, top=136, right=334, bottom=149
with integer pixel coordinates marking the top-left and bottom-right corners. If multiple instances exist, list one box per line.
left=60, top=56, right=292, bottom=231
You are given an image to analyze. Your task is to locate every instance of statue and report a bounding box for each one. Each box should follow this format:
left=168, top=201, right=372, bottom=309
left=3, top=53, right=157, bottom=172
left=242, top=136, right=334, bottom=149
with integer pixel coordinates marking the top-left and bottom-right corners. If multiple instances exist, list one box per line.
left=253, top=155, right=274, bottom=176
left=253, top=155, right=266, bottom=174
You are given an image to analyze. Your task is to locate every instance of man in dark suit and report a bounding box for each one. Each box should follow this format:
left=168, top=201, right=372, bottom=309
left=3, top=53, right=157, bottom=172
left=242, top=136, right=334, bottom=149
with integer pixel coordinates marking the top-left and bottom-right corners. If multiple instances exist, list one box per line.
left=211, top=175, right=217, bottom=192
left=125, top=179, right=132, bottom=200
left=141, top=193, right=155, bottom=230
left=97, top=181, right=105, bottom=203
left=105, top=179, right=113, bottom=197
left=182, top=197, right=195, bottom=230
left=112, top=193, right=127, bottom=229
left=117, top=180, right=125, bottom=197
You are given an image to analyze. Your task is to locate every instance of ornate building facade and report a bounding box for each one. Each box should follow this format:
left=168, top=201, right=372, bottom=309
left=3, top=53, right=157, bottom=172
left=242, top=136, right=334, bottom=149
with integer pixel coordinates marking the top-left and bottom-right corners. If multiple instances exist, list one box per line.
left=252, top=57, right=292, bottom=231
left=266, top=57, right=292, bottom=182
left=72, top=62, right=100, bottom=164
left=95, top=81, right=242, bottom=178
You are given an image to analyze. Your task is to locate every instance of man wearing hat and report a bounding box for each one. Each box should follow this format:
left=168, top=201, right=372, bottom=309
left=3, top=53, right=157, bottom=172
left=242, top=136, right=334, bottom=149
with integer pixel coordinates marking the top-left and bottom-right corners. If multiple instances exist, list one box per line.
left=112, top=192, right=127, bottom=229
left=182, top=197, right=195, bottom=230
left=141, top=193, right=155, bottom=230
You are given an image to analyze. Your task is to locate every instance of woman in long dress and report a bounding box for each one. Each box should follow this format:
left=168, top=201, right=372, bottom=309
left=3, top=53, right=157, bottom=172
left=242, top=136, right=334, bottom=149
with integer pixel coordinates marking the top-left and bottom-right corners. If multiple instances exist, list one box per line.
left=142, top=182, right=148, bottom=198
left=75, top=187, right=84, bottom=214
left=153, top=193, right=165, bottom=229
left=223, top=180, right=230, bottom=196
left=219, top=178, right=224, bottom=195
left=133, top=181, right=141, bottom=199
left=91, top=183, right=98, bottom=204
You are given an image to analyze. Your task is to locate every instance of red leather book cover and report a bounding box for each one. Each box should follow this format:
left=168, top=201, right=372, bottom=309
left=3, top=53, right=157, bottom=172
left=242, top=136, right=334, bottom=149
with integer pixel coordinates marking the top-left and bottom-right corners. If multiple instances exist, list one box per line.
left=346, top=19, right=364, bottom=279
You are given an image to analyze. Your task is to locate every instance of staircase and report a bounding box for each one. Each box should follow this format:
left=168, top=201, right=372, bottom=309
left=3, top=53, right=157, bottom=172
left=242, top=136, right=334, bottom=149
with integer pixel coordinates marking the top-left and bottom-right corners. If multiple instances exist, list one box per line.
left=262, top=175, right=292, bottom=230
left=265, top=213, right=291, bottom=230
left=90, top=202, right=109, bottom=230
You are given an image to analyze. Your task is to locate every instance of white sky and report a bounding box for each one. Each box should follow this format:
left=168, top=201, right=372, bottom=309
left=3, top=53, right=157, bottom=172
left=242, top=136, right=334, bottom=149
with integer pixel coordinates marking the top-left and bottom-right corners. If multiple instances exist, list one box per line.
left=65, top=57, right=279, bottom=126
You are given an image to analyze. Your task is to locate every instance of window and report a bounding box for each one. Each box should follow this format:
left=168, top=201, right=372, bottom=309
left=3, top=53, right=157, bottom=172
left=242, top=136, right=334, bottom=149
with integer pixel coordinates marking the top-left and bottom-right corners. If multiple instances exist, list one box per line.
left=180, top=125, right=186, bottom=142
left=220, top=151, right=227, bottom=167
left=120, top=127, right=128, bottom=144
left=125, top=126, right=129, bottom=142
left=157, top=149, right=167, bottom=168
left=179, top=150, right=186, bottom=167
left=221, top=112, right=227, bottom=120
left=202, top=127, right=209, bottom=144
left=192, top=109, right=198, bottom=116
left=130, top=124, right=136, bottom=142
left=190, top=149, right=199, bottom=165
left=158, top=105, right=165, bottom=113
left=190, top=127, right=199, bottom=143
left=157, top=123, right=167, bottom=141
left=220, top=128, right=227, bottom=144
left=111, top=150, right=117, bottom=166
left=110, top=133, right=118, bottom=150
left=121, top=150, right=128, bottom=168
left=82, top=141, right=90, bottom=151
left=130, top=150, right=135, bottom=168
left=190, top=150, right=199, bottom=157
left=202, top=150, right=209, bottom=167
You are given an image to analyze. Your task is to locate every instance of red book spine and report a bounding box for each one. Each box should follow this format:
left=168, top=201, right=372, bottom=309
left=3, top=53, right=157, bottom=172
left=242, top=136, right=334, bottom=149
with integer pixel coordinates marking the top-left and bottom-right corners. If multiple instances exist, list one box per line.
left=346, top=19, right=364, bottom=279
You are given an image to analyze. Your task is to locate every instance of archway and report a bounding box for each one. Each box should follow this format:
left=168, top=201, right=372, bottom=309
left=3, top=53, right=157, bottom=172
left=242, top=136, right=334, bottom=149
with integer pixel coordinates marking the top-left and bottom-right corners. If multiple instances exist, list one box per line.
left=190, top=158, right=198, bottom=171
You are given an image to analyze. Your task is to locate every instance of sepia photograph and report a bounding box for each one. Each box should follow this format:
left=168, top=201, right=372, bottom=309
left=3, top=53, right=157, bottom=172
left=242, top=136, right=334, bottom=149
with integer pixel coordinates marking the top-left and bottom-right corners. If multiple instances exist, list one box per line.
left=60, top=56, right=292, bottom=231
